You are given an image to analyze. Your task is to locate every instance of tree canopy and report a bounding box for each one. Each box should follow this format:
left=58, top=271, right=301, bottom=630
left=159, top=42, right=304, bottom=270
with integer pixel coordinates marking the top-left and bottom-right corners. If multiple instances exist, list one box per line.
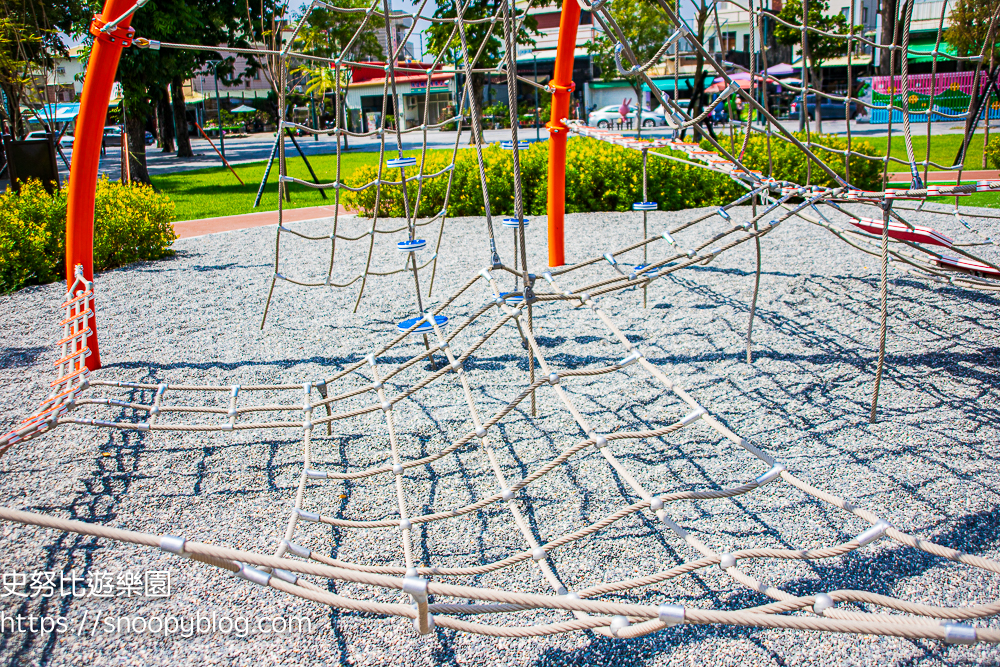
left=0, top=0, right=85, bottom=135
left=774, top=0, right=859, bottom=131
left=291, top=0, right=382, bottom=119
left=946, top=0, right=1000, bottom=65
left=425, top=0, right=542, bottom=141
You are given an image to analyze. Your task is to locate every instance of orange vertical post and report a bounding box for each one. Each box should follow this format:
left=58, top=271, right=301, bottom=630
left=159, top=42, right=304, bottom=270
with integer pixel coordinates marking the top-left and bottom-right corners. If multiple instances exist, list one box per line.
left=545, top=0, right=581, bottom=268
left=65, top=0, right=136, bottom=370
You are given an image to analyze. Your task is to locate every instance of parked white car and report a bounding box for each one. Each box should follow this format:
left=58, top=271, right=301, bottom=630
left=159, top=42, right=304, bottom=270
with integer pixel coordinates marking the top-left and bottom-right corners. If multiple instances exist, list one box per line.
left=587, top=104, right=667, bottom=129
left=24, top=130, right=74, bottom=148
left=655, top=99, right=692, bottom=117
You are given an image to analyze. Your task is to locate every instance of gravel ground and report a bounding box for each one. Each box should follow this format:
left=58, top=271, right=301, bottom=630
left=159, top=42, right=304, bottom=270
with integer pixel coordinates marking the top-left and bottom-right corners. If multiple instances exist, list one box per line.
left=0, top=201, right=998, bottom=667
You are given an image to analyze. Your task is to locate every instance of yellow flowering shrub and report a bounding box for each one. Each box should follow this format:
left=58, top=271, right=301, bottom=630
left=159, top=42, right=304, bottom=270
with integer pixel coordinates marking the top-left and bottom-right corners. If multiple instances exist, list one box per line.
left=986, top=136, right=1000, bottom=170
left=345, top=134, right=883, bottom=219
left=344, top=138, right=742, bottom=218
left=703, top=132, right=883, bottom=191
left=0, top=177, right=176, bottom=293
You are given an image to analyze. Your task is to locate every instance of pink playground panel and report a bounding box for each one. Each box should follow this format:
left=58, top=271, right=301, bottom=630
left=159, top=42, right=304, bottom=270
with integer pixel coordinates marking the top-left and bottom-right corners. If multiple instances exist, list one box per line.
left=871, top=71, right=992, bottom=96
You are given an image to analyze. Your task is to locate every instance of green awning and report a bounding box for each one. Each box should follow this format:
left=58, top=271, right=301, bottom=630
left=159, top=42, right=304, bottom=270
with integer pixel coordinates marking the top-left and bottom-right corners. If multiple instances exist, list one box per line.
left=906, top=39, right=959, bottom=63
left=590, top=80, right=632, bottom=89
left=403, top=87, right=450, bottom=96
left=642, top=75, right=715, bottom=92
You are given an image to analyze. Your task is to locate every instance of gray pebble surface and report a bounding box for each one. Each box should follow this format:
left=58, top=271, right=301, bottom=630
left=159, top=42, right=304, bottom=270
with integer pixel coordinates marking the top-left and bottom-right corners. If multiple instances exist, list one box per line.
left=0, top=200, right=998, bottom=666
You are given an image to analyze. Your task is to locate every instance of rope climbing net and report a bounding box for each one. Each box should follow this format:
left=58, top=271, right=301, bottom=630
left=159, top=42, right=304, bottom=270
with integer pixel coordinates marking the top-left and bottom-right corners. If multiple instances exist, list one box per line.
left=3, top=257, right=1000, bottom=643
left=4, top=0, right=1000, bottom=648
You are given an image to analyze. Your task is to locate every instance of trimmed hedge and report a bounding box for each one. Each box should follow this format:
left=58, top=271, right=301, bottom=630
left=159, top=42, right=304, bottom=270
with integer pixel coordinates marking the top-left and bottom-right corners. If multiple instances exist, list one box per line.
left=1, top=177, right=176, bottom=293
left=706, top=132, right=883, bottom=192
left=986, top=136, right=1000, bottom=169
left=345, top=134, right=882, bottom=218
left=344, top=138, right=744, bottom=218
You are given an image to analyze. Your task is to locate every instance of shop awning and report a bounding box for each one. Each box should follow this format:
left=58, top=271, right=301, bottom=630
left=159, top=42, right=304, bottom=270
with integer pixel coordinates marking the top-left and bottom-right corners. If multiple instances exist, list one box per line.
left=906, top=38, right=959, bottom=63
left=641, top=74, right=715, bottom=93
left=22, top=100, right=121, bottom=123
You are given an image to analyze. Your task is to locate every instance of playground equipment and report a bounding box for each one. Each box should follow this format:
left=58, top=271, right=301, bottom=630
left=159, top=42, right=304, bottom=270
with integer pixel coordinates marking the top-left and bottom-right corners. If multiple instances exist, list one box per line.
left=4, top=0, right=1000, bottom=649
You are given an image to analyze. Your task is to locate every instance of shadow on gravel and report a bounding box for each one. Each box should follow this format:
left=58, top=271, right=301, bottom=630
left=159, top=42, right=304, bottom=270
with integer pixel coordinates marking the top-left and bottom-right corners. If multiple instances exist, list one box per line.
left=523, top=507, right=1000, bottom=667
left=3, top=259, right=997, bottom=666
left=0, top=388, right=154, bottom=667
left=0, top=346, right=46, bottom=369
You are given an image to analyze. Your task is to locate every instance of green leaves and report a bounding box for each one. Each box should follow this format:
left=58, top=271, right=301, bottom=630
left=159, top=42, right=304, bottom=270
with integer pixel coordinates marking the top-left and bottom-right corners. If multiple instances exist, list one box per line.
left=945, top=0, right=1000, bottom=61
left=0, top=178, right=176, bottom=294
left=343, top=134, right=882, bottom=221
left=774, top=0, right=860, bottom=66
left=585, top=0, right=675, bottom=84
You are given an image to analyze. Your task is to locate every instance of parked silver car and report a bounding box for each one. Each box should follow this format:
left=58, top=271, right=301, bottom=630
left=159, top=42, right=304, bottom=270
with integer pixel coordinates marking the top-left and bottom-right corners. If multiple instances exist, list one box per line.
left=24, top=130, right=74, bottom=148
left=587, top=104, right=667, bottom=129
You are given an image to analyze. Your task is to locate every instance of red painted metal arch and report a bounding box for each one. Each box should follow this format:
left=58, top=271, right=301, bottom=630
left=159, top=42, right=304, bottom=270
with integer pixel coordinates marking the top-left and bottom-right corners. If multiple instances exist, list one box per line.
left=66, top=0, right=137, bottom=370
left=545, top=0, right=580, bottom=268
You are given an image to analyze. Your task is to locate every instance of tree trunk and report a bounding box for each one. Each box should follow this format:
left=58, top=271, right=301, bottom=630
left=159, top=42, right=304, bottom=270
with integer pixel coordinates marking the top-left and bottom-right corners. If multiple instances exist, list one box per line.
left=0, top=84, right=24, bottom=138
left=124, top=106, right=151, bottom=184
left=171, top=76, right=193, bottom=158
left=879, top=0, right=898, bottom=76
left=813, top=64, right=823, bottom=134
left=468, top=71, right=486, bottom=145
left=689, top=51, right=707, bottom=140
left=157, top=88, right=175, bottom=153
left=635, top=84, right=643, bottom=137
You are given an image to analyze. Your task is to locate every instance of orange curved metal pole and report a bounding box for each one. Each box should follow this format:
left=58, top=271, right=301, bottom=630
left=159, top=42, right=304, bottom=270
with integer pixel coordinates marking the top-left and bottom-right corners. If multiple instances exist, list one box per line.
left=545, top=0, right=581, bottom=268
left=65, top=0, right=137, bottom=370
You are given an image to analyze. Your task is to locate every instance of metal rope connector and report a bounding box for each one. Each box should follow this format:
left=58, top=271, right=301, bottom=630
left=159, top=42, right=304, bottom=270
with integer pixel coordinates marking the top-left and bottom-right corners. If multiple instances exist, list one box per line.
left=280, top=540, right=311, bottom=558
left=856, top=520, right=890, bottom=546
left=943, top=623, right=978, bottom=644
left=813, top=593, right=835, bottom=615
left=235, top=562, right=272, bottom=587
left=755, top=464, right=785, bottom=486
left=159, top=535, right=188, bottom=556
left=658, top=604, right=685, bottom=626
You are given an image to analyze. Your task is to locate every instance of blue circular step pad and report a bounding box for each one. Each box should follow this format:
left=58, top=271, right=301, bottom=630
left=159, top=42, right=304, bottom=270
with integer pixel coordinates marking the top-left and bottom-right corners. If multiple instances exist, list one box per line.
left=498, top=292, right=524, bottom=305
left=502, top=218, right=529, bottom=228
left=632, top=202, right=658, bottom=211
left=387, top=157, right=417, bottom=168
left=500, top=141, right=530, bottom=150
left=396, top=314, right=448, bottom=334
left=397, top=239, right=427, bottom=252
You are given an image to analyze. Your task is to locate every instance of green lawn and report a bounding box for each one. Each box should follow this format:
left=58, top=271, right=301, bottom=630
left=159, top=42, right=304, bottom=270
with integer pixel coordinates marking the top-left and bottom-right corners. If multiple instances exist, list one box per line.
left=152, top=149, right=453, bottom=222
left=155, top=134, right=1000, bottom=221
left=865, top=135, right=999, bottom=207
left=862, top=133, right=992, bottom=173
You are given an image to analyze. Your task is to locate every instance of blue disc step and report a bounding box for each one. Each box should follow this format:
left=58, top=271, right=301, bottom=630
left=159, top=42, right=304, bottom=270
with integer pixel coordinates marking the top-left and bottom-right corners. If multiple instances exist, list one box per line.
left=387, top=157, right=418, bottom=168
left=397, top=314, right=448, bottom=334
left=502, top=217, right=530, bottom=228
left=397, top=239, right=427, bottom=252
left=500, top=140, right=530, bottom=150
left=498, top=292, right=524, bottom=305
left=632, top=202, right=658, bottom=211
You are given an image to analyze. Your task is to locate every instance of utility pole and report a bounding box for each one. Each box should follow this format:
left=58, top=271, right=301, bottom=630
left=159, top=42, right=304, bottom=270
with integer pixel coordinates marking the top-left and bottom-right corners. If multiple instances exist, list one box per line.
left=533, top=51, right=540, bottom=141
left=310, top=93, right=319, bottom=141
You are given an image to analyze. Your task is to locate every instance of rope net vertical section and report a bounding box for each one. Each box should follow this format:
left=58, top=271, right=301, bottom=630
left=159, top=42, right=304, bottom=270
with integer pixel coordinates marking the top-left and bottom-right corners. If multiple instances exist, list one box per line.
left=257, top=0, right=519, bottom=327
left=7, top=0, right=1000, bottom=646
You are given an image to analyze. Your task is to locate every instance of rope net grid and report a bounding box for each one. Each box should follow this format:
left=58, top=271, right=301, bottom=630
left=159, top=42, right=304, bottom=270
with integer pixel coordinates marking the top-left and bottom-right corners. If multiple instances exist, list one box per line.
left=3, top=0, right=1000, bottom=648
left=2, top=224, right=999, bottom=643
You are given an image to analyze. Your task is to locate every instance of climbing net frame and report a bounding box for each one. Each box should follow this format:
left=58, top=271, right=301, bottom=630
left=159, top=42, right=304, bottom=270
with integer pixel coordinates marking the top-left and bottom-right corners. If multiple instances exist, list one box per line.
left=10, top=0, right=1000, bottom=649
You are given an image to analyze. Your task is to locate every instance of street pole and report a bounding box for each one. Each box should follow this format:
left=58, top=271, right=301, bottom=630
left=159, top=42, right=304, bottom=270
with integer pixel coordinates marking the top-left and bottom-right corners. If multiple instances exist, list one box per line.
left=310, top=93, right=319, bottom=141
left=533, top=52, right=539, bottom=141
left=208, top=60, right=226, bottom=160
